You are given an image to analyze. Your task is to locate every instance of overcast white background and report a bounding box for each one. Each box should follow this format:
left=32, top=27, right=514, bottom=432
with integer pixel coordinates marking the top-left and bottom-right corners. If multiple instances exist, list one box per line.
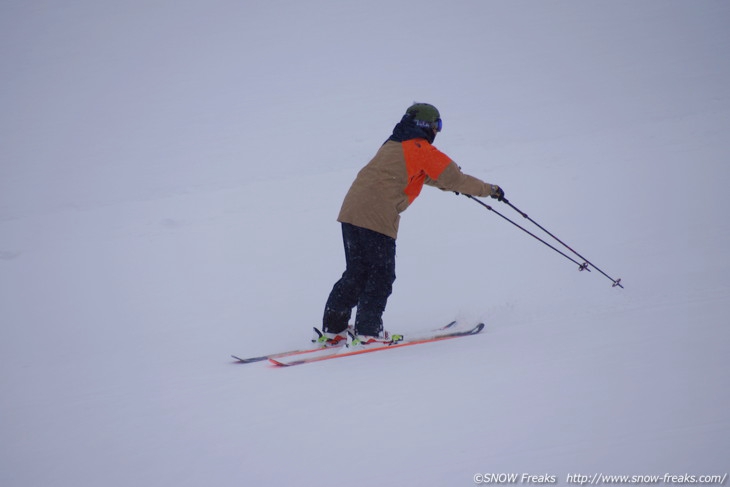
left=1, top=1, right=729, bottom=486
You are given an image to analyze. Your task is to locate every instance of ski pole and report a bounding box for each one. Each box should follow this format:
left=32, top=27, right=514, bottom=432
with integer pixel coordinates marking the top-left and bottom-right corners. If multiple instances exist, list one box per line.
left=464, top=195, right=591, bottom=272
left=500, top=198, right=623, bottom=288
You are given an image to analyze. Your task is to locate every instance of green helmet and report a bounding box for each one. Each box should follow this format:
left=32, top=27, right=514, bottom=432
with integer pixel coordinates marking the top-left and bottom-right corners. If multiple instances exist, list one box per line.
left=406, top=103, right=442, bottom=132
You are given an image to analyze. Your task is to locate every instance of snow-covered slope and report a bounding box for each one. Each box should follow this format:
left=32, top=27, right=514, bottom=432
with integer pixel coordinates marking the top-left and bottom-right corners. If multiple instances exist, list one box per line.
left=1, top=1, right=729, bottom=486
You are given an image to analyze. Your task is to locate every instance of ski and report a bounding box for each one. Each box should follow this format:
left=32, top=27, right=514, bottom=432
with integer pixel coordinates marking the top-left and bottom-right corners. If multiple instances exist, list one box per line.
left=269, top=322, right=485, bottom=367
left=232, top=321, right=458, bottom=364
left=231, top=347, right=324, bottom=364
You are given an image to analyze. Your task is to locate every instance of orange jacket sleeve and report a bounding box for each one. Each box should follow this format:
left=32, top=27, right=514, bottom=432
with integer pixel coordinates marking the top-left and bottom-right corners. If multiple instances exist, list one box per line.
left=402, top=139, right=453, bottom=203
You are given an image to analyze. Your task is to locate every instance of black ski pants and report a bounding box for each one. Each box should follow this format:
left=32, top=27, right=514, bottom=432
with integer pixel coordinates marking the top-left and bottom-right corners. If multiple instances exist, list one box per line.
left=323, top=223, right=396, bottom=337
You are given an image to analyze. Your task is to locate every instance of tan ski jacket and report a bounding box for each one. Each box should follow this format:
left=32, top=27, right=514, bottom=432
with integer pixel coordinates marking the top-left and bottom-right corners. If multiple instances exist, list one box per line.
left=338, top=139, right=497, bottom=239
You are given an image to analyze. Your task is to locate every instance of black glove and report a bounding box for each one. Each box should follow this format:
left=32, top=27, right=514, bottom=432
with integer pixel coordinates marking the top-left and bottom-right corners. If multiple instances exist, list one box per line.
left=490, top=185, right=505, bottom=202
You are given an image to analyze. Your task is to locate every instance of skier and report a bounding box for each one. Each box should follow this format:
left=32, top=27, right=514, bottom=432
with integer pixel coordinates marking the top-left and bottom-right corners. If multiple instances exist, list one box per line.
left=319, top=102, right=504, bottom=348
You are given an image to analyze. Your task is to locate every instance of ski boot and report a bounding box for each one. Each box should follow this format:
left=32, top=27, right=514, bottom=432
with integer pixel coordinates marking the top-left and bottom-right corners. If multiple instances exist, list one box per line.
left=312, top=328, right=349, bottom=348
left=349, top=330, right=404, bottom=349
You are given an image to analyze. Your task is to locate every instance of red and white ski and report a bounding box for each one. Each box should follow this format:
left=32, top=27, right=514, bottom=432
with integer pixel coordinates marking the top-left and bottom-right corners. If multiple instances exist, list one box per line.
left=269, top=322, right=485, bottom=367
left=232, top=321, right=459, bottom=364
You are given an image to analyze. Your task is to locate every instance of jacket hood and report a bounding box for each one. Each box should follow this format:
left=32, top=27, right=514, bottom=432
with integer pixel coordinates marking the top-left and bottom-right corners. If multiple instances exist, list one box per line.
left=386, top=114, right=435, bottom=144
